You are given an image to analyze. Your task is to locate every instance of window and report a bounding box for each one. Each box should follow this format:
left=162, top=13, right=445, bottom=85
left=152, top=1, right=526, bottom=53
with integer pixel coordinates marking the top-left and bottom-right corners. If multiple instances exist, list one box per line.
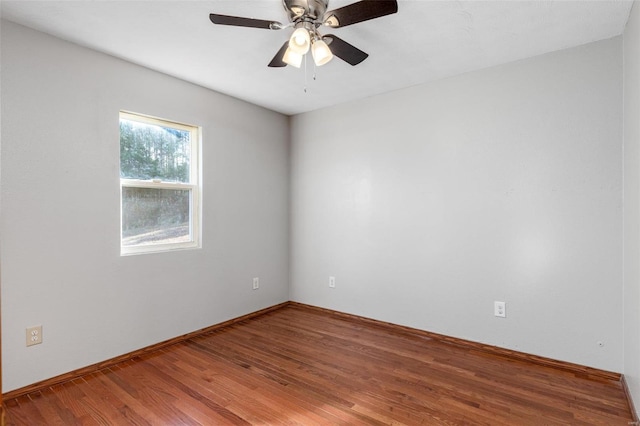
left=119, top=111, right=200, bottom=255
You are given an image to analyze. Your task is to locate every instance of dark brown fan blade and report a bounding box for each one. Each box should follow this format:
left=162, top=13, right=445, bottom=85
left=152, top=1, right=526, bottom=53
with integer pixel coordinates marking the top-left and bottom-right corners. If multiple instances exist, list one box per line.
left=323, top=0, right=397, bottom=28
left=268, top=42, right=289, bottom=67
left=324, top=35, right=368, bottom=66
left=209, top=13, right=283, bottom=30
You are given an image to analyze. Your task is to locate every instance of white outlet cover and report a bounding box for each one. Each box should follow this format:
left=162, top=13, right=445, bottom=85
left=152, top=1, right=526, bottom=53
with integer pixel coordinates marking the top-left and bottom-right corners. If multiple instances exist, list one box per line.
left=494, top=301, right=506, bottom=318
left=26, top=325, right=43, bottom=347
left=329, top=276, right=336, bottom=288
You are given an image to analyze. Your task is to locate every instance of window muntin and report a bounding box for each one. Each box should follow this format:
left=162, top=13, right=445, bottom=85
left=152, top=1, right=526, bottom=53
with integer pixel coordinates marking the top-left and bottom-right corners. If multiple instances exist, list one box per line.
left=120, top=111, right=200, bottom=255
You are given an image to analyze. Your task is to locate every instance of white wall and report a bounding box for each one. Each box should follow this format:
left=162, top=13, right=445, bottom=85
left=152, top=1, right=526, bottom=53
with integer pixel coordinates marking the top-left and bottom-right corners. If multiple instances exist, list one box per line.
left=624, top=1, right=640, bottom=417
left=290, top=37, right=624, bottom=372
left=0, top=21, right=290, bottom=392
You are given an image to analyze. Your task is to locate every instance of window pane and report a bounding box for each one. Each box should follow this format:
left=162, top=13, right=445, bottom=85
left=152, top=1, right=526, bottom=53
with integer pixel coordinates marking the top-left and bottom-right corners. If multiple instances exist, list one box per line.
left=120, top=118, right=191, bottom=183
left=122, top=187, right=191, bottom=247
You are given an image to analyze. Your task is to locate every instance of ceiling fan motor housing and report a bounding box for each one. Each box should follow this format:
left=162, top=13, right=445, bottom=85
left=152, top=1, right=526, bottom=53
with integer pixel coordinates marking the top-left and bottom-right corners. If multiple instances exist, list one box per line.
left=283, top=0, right=329, bottom=24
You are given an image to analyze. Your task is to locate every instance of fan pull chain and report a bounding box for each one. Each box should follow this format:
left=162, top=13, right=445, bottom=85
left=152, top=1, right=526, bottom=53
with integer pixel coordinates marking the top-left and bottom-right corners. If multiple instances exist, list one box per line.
left=302, top=55, right=319, bottom=93
left=303, top=55, right=319, bottom=93
left=303, top=54, right=308, bottom=93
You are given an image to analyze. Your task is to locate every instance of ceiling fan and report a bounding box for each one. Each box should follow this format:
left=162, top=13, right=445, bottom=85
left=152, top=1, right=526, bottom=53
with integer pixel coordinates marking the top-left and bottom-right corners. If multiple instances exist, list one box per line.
left=209, top=0, right=398, bottom=68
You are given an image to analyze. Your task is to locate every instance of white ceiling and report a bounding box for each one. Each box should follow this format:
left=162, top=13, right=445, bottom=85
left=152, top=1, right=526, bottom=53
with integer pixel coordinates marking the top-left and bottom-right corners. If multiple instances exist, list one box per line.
left=1, top=0, right=634, bottom=115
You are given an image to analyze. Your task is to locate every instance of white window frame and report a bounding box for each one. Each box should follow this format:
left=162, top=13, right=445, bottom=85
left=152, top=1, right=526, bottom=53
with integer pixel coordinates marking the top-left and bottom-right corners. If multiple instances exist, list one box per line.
left=119, top=111, right=201, bottom=256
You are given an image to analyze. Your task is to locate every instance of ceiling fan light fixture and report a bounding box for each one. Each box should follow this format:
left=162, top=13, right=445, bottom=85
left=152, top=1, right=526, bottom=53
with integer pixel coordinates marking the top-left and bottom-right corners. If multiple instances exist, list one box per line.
left=289, top=27, right=311, bottom=54
left=312, top=38, right=333, bottom=66
left=283, top=47, right=303, bottom=68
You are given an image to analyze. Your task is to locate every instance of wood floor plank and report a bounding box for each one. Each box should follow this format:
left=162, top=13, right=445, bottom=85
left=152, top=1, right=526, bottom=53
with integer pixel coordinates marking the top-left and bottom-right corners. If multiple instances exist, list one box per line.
left=6, top=395, right=50, bottom=425
left=189, top=334, right=419, bottom=424
left=22, top=390, right=68, bottom=426
left=182, top=340, right=368, bottom=423
left=5, top=304, right=635, bottom=425
left=225, top=318, right=518, bottom=423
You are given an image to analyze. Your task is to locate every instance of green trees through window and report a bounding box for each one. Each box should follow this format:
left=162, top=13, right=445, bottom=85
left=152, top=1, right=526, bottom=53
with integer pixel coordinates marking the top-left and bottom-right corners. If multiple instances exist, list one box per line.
left=120, top=119, right=191, bottom=182
left=119, top=112, right=200, bottom=255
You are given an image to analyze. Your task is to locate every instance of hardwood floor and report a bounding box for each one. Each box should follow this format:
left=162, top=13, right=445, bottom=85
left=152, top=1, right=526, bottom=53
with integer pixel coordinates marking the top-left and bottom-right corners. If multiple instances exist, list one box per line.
left=4, top=304, right=635, bottom=425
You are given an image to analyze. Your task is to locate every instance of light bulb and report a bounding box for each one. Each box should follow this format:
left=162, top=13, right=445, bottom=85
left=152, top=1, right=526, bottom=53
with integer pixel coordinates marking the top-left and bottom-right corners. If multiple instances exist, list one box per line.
left=289, top=28, right=310, bottom=55
left=283, top=47, right=303, bottom=68
left=312, top=39, right=333, bottom=66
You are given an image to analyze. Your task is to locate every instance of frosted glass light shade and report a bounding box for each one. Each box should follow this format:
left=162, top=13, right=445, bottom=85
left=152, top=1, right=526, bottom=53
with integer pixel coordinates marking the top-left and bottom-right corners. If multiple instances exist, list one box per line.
left=283, top=47, right=303, bottom=68
left=289, top=28, right=311, bottom=55
left=312, top=39, right=333, bottom=66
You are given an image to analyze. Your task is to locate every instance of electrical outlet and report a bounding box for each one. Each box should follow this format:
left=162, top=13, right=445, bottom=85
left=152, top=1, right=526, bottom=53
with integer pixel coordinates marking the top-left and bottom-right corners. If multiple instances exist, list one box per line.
left=26, top=325, right=43, bottom=347
left=253, top=277, right=259, bottom=290
left=494, top=301, right=506, bottom=318
left=329, top=276, right=336, bottom=288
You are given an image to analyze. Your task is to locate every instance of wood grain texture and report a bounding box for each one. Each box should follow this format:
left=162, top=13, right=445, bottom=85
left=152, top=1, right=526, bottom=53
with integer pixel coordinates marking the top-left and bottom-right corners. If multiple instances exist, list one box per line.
left=3, top=302, right=288, bottom=402
left=5, top=303, right=636, bottom=425
left=289, top=302, right=622, bottom=382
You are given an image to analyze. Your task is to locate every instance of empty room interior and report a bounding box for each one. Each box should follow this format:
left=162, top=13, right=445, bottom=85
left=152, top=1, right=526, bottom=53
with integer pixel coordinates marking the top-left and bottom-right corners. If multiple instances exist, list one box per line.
left=2, top=0, right=640, bottom=424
